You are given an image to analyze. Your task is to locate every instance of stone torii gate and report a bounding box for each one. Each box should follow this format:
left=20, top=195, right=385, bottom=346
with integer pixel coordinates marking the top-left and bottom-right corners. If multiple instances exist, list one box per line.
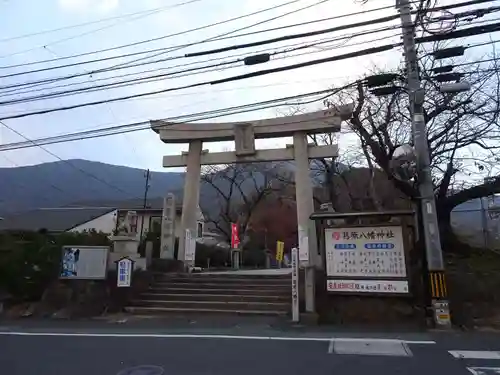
left=150, top=105, right=353, bottom=312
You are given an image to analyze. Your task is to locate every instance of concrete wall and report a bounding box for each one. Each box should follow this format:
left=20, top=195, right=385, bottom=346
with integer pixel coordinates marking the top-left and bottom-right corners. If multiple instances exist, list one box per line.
left=69, top=210, right=118, bottom=233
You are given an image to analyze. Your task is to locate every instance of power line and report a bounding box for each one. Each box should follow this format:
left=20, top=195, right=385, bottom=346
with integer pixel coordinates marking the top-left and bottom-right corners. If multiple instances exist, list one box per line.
left=0, top=0, right=203, bottom=44
left=0, top=28, right=402, bottom=104
left=112, top=0, right=333, bottom=71
left=0, top=85, right=356, bottom=151
left=0, top=44, right=395, bottom=121
left=1, top=16, right=498, bottom=121
left=0, top=1, right=400, bottom=70
left=0, top=0, right=207, bottom=60
left=0, top=0, right=305, bottom=78
left=0, top=120, right=143, bottom=199
left=2, top=0, right=495, bottom=99
left=2, top=11, right=493, bottom=98
left=0, top=0, right=323, bottom=97
left=2, top=18, right=499, bottom=117
left=0, top=0, right=326, bottom=81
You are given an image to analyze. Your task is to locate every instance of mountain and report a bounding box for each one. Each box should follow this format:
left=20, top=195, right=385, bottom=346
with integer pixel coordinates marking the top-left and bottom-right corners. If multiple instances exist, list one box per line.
left=0, top=159, right=185, bottom=215
left=0, top=158, right=322, bottom=224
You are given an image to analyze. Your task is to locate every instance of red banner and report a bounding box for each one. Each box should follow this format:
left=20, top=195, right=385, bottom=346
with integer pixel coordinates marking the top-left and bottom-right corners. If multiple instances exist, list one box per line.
left=231, top=223, right=240, bottom=249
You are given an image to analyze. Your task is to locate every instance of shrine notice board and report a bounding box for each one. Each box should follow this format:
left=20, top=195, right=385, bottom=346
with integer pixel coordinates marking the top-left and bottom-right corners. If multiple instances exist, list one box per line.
left=324, top=225, right=410, bottom=296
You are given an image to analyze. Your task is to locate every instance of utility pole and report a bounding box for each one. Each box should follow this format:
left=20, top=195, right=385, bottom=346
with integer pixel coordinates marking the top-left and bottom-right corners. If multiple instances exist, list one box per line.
left=397, top=0, right=451, bottom=327
left=139, top=169, right=151, bottom=240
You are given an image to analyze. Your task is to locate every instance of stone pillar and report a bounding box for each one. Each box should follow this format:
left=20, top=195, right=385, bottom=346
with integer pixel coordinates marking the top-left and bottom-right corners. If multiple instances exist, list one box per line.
left=160, top=194, right=176, bottom=259
left=178, top=140, right=203, bottom=266
left=293, top=132, right=317, bottom=313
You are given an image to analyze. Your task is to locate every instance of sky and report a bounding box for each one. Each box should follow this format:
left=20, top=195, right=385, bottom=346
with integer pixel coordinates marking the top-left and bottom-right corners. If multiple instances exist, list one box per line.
left=0, top=0, right=497, bottom=173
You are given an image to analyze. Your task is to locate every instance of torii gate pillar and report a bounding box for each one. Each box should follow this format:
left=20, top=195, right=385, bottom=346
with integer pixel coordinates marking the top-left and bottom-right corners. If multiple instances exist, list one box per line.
left=177, top=140, right=203, bottom=262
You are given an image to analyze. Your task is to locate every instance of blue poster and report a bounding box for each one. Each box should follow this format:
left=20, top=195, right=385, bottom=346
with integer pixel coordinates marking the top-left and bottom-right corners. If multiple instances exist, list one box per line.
left=61, top=248, right=80, bottom=277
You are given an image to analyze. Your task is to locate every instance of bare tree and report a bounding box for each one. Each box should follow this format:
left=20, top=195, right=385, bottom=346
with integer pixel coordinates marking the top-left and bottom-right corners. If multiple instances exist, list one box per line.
left=324, top=40, right=500, bottom=243
left=200, top=163, right=288, bottom=242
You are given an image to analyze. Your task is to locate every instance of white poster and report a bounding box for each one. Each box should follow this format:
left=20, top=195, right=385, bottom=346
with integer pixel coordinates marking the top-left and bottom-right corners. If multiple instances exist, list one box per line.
left=327, top=279, right=409, bottom=294
left=298, top=227, right=309, bottom=262
left=184, top=229, right=196, bottom=262
left=60, top=246, right=109, bottom=280
left=325, top=226, right=407, bottom=278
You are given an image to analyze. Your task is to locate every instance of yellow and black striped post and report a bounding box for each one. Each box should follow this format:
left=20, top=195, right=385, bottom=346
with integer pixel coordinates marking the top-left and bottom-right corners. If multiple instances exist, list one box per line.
left=429, top=271, right=451, bottom=326
left=429, top=271, right=448, bottom=299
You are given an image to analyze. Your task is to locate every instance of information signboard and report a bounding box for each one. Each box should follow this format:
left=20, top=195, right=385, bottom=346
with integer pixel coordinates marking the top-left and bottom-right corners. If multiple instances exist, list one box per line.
left=325, top=226, right=407, bottom=278
left=60, top=246, right=109, bottom=280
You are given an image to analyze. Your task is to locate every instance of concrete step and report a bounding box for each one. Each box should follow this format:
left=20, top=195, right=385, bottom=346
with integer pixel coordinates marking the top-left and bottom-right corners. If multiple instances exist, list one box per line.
left=130, top=299, right=290, bottom=311
left=153, top=272, right=291, bottom=280
left=124, top=306, right=288, bottom=316
left=147, top=287, right=290, bottom=296
left=153, top=277, right=291, bottom=285
left=140, top=293, right=290, bottom=303
left=152, top=282, right=291, bottom=290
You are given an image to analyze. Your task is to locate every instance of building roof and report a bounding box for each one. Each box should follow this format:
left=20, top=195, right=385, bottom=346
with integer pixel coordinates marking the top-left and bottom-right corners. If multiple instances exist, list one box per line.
left=0, top=195, right=186, bottom=233
left=0, top=207, right=116, bottom=233
left=64, top=197, right=182, bottom=211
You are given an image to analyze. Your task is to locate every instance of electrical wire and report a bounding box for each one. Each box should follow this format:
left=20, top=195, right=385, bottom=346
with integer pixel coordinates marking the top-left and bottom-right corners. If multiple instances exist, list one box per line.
left=0, top=0, right=305, bottom=74
left=0, top=0, right=327, bottom=81
left=1, top=15, right=498, bottom=106
left=0, top=1, right=400, bottom=71
left=0, top=84, right=358, bottom=151
left=2, top=10, right=493, bottom=98
left=0, top=28, right=403, bottom=104
left=0, top=0, right=203, bottom=44
left=1, top=0, right=491, bottom=78
left=0, top=43, right=395, bottom=121
left=0, top=10, right=497, bottom=122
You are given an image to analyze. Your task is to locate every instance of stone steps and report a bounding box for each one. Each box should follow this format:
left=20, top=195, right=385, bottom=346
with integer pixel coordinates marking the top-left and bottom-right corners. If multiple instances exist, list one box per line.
left=141, top=292, right=290, bottom=302
left=147, top=287, right=288, bottom=296
left=130, top=299, right=289, bottom=311
left=125, top=306, right=288, bottom=316
left=126, top=271, right=292, bottom=317
left=152, top=282, right=290, bottom=290
left=153, top=276, right=290, bottom=285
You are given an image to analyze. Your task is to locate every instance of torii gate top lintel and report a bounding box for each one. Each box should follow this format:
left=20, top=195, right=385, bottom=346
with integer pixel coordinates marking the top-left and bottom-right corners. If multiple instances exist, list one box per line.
left=150, top=104, right=353, bottom=144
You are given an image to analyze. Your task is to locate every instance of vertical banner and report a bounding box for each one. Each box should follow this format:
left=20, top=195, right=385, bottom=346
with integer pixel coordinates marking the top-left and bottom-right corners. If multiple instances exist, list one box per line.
left=291, top=247, right=300, bottom=322
left=231, top=223, right=240, bottom=249
left=276, top=241, right=284, bottom=262
left=184, top=229, right=196, bottom=262
left=160, top=193, right=176, bottom=259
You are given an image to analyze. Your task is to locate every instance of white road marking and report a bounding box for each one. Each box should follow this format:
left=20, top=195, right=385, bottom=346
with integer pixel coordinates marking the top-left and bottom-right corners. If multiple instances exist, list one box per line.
left=467, top=367, right=500, bottom=375
left=0, top=331, right=435, bottom=344
left=449, top=351, right=500, bottom=360
left=328, top=339, right=334, bottom=353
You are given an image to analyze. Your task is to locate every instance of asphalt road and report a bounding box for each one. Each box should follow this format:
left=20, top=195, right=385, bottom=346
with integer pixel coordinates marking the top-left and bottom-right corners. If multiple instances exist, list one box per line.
left=0, top=324, right=499, bottom=375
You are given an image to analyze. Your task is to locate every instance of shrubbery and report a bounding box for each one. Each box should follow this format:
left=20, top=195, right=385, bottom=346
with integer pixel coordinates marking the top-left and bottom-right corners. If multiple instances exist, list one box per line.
left=0, top=230, right=110, bottom=301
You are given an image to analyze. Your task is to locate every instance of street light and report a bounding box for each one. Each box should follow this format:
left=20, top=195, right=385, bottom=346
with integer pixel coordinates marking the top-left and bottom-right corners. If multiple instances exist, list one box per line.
left=390, top=144, right=418, bottom=181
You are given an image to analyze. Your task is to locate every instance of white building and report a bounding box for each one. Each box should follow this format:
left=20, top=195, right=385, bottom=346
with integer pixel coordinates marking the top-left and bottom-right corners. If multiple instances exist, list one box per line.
left=0, top=197, right=205, bottom=239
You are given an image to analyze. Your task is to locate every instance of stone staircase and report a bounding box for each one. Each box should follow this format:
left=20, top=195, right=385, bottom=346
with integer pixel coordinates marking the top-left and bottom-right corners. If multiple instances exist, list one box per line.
left=125, top=272, right=291, bottom=316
